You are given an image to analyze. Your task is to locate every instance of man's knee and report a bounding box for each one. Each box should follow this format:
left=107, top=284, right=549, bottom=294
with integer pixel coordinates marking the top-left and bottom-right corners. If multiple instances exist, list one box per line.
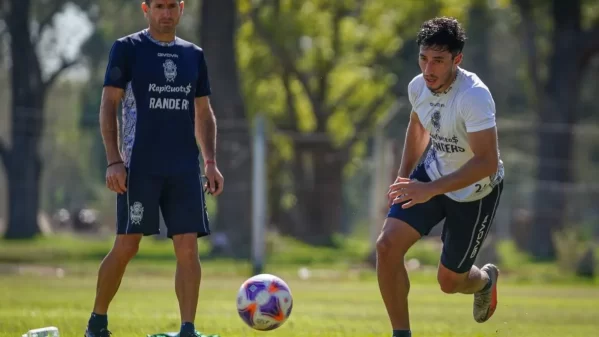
left=437, top=264, right=467, bottom=294
left=173, top=233, right=199, bottom=263
left=112, top=234, right=142, bottom=261
left=376, top=218, right=420, bottom=262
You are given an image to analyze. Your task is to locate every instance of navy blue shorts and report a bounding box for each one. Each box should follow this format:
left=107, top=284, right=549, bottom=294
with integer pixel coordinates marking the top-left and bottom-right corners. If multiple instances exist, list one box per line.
left=116, top=168, right=211, bottom=238
left=387, top=164, right=503, bottom=274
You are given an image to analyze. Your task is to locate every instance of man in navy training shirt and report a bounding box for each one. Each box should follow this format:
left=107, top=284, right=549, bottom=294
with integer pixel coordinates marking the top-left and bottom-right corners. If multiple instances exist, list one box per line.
left=379, top=17, right=504, bottom=337
left=85, top=1, right=224, bottom=336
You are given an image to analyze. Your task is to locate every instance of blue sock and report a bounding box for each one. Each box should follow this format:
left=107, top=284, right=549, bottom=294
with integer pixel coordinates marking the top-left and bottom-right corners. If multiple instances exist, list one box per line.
left=180, top=322, right=195, bottom=335
left=393, top=329, right=411, bottom=337
left=88, top=312, right=107, bottom=331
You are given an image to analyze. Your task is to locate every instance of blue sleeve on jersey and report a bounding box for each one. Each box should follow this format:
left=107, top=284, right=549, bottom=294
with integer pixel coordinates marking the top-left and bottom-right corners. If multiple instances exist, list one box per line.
left=103, top=40, right=131, bottom=89
left=195, top=50, right=211, bottom=97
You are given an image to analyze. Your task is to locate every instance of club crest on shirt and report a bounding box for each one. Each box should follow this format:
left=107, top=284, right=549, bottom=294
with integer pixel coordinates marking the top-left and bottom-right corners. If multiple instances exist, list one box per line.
left=431, top=110, right=441, bottom=133
left=163, top=59, right=177, bottom=82
left=130, top=201, right=144, bottom=225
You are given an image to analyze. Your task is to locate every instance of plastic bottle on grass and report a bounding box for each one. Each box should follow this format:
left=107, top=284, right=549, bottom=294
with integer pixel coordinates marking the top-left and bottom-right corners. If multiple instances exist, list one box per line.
left=21, top=327, right=59, bottom=337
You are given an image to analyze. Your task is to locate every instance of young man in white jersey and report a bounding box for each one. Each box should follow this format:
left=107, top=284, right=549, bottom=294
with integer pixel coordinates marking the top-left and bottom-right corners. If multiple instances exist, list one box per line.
left=377, top=17, right=504, bottom=337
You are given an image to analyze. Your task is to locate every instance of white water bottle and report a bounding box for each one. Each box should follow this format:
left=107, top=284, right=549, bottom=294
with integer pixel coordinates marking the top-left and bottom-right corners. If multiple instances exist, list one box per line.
left=21, top=327, right=59, bottom=337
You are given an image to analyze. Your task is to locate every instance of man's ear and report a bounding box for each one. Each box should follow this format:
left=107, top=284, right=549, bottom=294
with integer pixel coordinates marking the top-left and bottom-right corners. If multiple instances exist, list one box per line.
left=180, top=1, right=185, bottom=14
left=453, top=53, right=463, bottom=66
left=141, top=2, right=148, bottom=14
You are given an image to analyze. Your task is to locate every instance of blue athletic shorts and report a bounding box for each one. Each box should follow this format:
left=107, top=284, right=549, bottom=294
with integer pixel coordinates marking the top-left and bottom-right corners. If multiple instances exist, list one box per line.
left=387, top=163, right=503, bottom=274
left=116, top=168, right=211, bottom=238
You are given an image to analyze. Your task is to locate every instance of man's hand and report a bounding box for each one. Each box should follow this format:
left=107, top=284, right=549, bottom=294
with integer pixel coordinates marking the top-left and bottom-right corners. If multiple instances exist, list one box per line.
left=388, top=178, right=437, bottom=209
left=204, top=162, right=224, bottom=196
left=426, top=127, right=499, bottom=196
left=106, top=162, right=127, bottom=194
left=386, top=176, right=403, bottom=208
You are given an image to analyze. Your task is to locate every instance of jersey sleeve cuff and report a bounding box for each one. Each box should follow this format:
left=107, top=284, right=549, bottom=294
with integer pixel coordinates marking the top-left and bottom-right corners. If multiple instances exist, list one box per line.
left=466, top=121, right=496, bottom=133
left=195, top=90, right=211, bottom=98
left=103, top=82, right=127, bottom=89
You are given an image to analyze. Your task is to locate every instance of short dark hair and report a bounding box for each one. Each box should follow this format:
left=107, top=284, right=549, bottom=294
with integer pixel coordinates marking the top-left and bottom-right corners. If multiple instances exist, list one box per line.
left=145, top=0, right=182, bottom=5
left=416, top=17, right=466, bottom=57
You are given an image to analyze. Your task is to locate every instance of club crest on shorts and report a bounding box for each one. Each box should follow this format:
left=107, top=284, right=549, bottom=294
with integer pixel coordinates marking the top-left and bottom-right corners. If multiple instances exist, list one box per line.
left=431, top=110, right=441, bottom=133
left=130, top=201, right=144, bottom=225
left=163, top=59, right=177, bottom=82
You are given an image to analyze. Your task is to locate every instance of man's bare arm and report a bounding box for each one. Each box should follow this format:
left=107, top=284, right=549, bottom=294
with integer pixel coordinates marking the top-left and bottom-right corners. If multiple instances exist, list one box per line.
left=99, top=86, right=125, bottom=164
left=428, top=126, right=499, bottom=196
left=397, top=112, right=430, bottom=177
left=194, top=96, right=217, bottom=162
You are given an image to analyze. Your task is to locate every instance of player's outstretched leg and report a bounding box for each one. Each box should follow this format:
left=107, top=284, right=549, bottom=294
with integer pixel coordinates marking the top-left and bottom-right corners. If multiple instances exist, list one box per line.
left=473, top=263, right=499, bottom=323
left=85, top=234, right=142, bottom=337
left=376, top=218, right=421, bottom=337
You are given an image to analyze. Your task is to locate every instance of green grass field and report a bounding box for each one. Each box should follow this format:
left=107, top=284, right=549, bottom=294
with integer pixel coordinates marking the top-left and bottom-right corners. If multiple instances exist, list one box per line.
left=1, top=234, right=598, bottom=336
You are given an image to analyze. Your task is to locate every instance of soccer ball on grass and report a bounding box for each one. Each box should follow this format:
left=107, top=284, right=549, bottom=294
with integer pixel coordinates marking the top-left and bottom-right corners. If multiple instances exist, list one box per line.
left=236, top=274, right=293, bottom=331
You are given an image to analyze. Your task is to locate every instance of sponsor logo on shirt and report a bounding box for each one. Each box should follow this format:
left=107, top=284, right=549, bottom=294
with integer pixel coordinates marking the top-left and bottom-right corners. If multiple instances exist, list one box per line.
left=148, top=83, right=193, bottom=111
left=148, top=83, right=192, bottom=95
left=157, top=53, right=179, bottom=58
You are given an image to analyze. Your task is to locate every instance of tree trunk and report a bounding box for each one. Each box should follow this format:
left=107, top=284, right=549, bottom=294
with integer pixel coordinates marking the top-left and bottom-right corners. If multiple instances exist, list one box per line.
left=273, top=143, right=310, bottom=238
left=4, top=124, right=43, bottom=239
left=305, top=146, right=343, bottom=246
left=529, top=0, right=582, bottom=259
left=4, top=0, right=45, bottom=239
left=200, top=0, right=252, bottom=258
left=288, top=143, right=343, bottom=246
left=466, top=0, right=493, bottom=87
left=273, top=141, right=343, bottom=245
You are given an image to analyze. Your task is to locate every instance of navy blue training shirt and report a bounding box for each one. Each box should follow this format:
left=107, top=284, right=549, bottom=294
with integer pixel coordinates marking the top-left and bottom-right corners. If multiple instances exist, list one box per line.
left=103, top=29, right=211, bottom=176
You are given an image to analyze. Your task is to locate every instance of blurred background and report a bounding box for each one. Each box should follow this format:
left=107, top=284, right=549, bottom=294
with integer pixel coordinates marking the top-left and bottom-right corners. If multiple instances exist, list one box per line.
left=0, top=0, right=598, bottom=282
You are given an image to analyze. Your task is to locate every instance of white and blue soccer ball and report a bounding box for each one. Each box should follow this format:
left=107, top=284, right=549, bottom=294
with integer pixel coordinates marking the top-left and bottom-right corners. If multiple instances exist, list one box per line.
left=236, top=274, right=293, bottom=331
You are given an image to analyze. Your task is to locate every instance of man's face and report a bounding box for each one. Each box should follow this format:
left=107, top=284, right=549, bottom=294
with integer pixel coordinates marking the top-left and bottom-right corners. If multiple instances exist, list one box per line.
left=143, top=0, right=184, bottom=34
left=418, top=45, right=461, bottom=93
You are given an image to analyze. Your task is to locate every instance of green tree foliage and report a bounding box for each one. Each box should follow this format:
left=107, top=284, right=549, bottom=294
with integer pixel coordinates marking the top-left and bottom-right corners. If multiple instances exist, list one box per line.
left=236, top=0, right=460, bottom=244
